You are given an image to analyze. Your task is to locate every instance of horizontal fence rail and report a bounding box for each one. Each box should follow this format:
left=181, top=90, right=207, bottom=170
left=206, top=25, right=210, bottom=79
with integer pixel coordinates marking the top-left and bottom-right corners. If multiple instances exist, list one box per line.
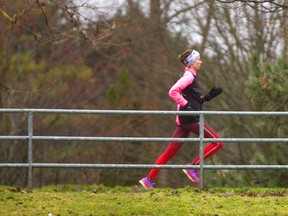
left=1, top=136, right=288, bottom=143
left=1, top=164, right=288, bottom=169
left=1, top=108, right=288, bottom=116
left=0, top=109, right=287, bottom=191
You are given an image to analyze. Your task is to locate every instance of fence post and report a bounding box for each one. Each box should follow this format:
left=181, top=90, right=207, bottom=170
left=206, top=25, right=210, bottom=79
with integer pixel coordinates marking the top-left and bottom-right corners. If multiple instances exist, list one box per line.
left=199, top=114, right=204, bottom=189
left=27, top=112, right=33, bottom=192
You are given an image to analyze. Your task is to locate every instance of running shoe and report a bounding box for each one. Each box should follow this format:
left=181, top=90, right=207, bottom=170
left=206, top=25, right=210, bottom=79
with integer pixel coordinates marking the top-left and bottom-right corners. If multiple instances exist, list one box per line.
left=183, top=168, right=199, bottom=184
left=139, top=177, right=155, bottom=189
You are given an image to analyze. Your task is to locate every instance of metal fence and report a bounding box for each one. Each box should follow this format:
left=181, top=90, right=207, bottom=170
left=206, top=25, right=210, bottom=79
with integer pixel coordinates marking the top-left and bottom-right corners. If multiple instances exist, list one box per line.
left=0, top=109, right=288, bottom=191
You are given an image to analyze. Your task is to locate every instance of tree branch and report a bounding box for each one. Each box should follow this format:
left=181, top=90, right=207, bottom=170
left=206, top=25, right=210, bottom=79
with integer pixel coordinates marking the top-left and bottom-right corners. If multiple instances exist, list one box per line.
left=36, top=0, right=52, bottom=34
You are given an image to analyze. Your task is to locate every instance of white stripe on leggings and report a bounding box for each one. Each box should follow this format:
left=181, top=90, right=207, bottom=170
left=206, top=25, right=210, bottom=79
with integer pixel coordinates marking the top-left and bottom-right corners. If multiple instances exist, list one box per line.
left=194, top=122, right=221, bottom=164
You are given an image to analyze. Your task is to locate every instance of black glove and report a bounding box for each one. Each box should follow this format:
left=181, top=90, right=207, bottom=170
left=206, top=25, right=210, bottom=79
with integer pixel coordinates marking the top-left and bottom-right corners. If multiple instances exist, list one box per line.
left=183, top=102, right=194, bottom=111
left=203, top=86, right=222, bottom=102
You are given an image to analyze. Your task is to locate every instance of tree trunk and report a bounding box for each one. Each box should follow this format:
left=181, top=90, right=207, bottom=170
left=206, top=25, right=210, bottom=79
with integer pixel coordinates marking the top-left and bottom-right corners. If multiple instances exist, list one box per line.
left=150, top=0, right=164, bottom=39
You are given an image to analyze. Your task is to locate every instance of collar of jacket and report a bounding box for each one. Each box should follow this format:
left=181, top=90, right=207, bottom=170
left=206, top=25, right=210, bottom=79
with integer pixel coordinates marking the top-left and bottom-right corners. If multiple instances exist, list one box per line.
left=185, top=67, right=197, bottom=77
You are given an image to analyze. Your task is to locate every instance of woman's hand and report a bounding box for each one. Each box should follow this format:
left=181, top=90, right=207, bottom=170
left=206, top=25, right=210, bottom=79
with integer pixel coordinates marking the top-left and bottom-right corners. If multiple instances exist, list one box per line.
left=183, top=102, right=194, bottom=111
left=203, top=87, right=223, bottom=102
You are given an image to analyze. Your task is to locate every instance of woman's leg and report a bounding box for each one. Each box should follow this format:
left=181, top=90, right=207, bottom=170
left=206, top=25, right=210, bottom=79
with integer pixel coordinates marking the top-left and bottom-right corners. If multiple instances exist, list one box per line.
left=147, top=125, right=190, bottom=181
left=182, top=122, right=224, bottom=165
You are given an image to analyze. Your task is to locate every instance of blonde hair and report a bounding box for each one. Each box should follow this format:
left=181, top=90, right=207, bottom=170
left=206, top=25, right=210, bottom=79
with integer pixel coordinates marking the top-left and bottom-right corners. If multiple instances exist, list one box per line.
left=178, top=49, right=192, bottom=66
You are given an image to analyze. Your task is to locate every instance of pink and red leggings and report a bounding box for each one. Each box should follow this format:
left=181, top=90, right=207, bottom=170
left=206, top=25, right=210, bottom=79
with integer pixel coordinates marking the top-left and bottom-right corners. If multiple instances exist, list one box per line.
left=148, top=122, right=224, bottom=181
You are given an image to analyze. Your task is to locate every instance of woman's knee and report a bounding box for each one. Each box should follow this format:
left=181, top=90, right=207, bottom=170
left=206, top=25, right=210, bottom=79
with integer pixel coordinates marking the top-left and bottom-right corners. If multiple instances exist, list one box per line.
left=218, top=142, right=224, bottom=149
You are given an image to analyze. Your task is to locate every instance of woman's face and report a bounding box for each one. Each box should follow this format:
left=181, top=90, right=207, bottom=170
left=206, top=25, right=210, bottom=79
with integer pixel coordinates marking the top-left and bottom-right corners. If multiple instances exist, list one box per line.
left=190, top=57, right=202, bottom=70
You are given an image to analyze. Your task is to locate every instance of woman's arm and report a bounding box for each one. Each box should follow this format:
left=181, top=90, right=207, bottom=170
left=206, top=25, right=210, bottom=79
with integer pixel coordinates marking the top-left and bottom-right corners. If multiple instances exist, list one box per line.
left=168, top=72, right=194, bottom=106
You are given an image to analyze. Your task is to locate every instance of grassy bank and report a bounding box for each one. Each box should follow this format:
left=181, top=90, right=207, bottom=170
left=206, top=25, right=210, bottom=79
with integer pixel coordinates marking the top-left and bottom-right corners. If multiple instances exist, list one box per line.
left=0, top=185, right=287, bottom=215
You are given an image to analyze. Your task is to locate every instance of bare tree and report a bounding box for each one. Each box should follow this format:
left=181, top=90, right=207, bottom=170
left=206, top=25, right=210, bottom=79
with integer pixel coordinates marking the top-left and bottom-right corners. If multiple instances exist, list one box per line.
left=0, top=0, right=118, bottom=48
left=216, top=0, right=288, bottom=12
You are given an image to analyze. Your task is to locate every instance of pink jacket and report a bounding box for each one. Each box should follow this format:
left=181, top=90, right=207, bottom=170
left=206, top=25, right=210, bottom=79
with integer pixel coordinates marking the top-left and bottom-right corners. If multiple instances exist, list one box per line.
left=168, top=67, right=198, bottom=125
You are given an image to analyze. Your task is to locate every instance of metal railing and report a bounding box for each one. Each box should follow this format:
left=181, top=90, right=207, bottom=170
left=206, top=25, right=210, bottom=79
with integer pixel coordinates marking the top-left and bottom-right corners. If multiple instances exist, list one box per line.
left=0, top=109, right=288, bottom=191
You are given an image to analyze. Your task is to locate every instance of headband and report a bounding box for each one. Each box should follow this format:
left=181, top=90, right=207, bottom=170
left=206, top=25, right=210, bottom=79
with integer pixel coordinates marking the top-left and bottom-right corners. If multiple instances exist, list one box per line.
left=183, top=50, right=200, bottom=66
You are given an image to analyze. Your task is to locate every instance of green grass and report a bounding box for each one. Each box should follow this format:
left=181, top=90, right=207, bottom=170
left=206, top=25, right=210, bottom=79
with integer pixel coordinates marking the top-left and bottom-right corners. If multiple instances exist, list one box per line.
left=0, top=185, right=287, bottom=216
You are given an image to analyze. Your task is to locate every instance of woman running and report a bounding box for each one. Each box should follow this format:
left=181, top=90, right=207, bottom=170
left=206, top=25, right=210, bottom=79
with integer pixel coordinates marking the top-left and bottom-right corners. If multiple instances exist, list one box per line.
left=139, top=49, right=224, bottom=188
